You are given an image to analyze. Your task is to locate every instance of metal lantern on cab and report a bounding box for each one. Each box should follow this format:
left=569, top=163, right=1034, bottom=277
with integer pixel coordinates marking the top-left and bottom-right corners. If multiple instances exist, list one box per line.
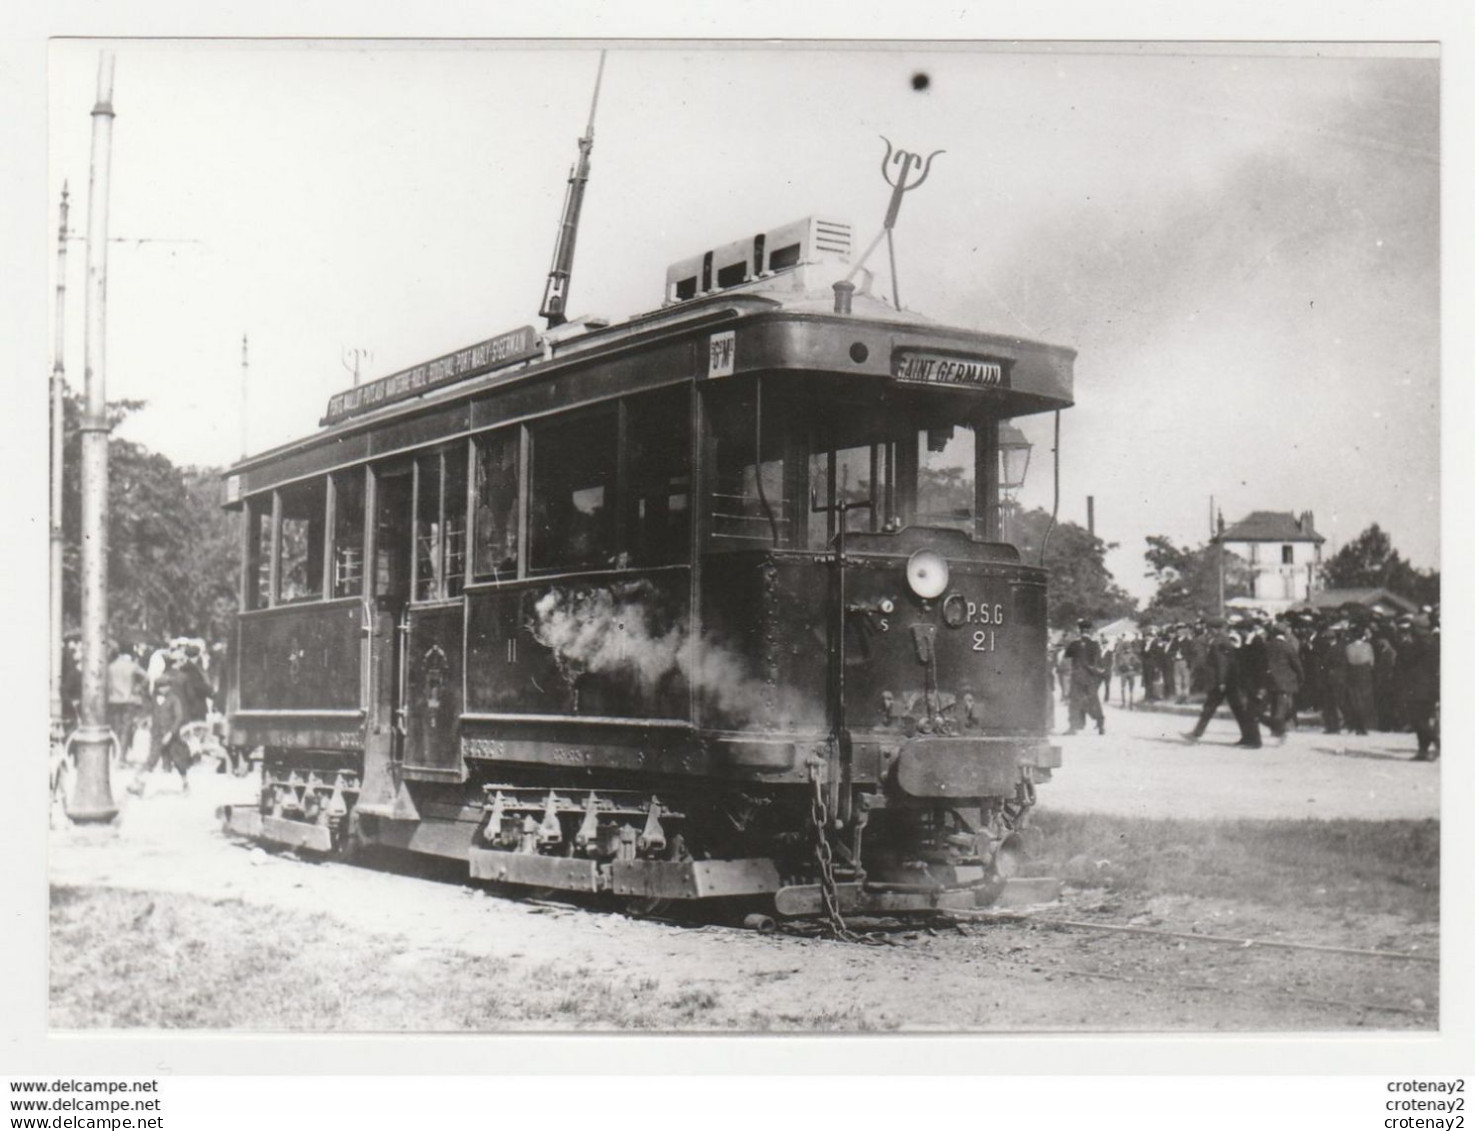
left=997, top=421, right=1033, bottom=543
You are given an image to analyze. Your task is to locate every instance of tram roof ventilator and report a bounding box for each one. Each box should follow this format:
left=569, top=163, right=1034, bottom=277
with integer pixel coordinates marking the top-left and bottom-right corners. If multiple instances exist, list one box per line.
left=663, top=217, right=869, bottom=307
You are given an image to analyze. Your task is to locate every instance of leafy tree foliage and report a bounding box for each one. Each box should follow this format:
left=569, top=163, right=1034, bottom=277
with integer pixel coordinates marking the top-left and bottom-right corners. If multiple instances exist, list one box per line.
left=1322, top=523, right=1440, bottom=606
left=1011, top=506, right=1138, bottom=628
left=60, top=391, right=239, bottom=645
left=1141, top=534, right=1250, bottom=624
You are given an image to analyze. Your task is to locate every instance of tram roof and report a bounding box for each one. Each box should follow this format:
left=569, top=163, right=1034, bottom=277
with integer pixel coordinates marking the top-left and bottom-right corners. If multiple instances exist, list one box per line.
left=225, top=274, right=1074, bottom=494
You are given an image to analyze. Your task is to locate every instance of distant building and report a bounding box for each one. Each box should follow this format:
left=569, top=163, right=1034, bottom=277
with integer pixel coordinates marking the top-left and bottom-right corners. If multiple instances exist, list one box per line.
left=1295, top=587, right=1420, bottom=618
left=1217, top=510, right=1324, bottom=611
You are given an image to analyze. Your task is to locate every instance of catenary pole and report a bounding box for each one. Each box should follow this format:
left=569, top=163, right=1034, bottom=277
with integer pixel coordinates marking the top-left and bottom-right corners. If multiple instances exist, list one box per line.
left=50, top=184, right=70, bottom=742
left=67, top=52, right=119, bottom=824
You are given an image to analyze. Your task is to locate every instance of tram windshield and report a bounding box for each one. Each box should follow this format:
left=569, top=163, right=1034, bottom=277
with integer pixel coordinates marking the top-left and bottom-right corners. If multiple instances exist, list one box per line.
left=706, top=376, right=1036, bottom=553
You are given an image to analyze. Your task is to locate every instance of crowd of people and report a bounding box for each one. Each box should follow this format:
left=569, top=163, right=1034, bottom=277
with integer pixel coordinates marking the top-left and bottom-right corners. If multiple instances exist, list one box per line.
left=1052, top=605, right=1440, bottom=758
left=61, top=634, right=235, bottom=797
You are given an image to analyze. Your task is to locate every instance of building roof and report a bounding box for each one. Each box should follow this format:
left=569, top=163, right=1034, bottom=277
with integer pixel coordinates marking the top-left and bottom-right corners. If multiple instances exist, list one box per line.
left=1297, top=588, right=1420, bottom=614
left=1220, top=510, right=1324, bottom=544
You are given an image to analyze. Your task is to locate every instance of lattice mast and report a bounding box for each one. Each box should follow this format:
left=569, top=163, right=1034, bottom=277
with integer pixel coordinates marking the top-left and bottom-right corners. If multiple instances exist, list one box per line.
left=539, top=52, right=607, bottom=330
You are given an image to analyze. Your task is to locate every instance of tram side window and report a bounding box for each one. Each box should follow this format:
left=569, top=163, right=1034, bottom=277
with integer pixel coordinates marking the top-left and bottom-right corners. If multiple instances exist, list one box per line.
left=414, top=447, right=468, bottom=601
left=472, top=429, right=520, bottom=582
left=625, top=388, right=691, bottom=566
left=705, top=381, right=789, bottom=550
left=278, top=479, right=327, bottom=603
left=331, top=470, right=366, bottom=598
left=245, top=497, right=272, bottom=610
left=528, top=409, right=618, bottom=574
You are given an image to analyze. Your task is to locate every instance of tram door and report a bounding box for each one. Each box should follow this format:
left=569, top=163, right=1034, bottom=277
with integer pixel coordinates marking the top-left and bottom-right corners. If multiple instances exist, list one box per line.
left=372, top=466, right=414, bottom=761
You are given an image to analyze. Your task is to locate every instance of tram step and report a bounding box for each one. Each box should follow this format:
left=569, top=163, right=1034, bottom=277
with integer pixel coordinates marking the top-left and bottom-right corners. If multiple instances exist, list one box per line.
left=218, top=805, right=333, bottom=853
left=609, top=858, right=782, bottom=900
left=468, top=850, right=601, bottom=892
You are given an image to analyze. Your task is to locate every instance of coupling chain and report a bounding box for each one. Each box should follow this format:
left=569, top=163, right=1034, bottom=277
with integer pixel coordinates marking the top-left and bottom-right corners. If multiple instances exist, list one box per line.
left=808, top=766, right=857, bottom=942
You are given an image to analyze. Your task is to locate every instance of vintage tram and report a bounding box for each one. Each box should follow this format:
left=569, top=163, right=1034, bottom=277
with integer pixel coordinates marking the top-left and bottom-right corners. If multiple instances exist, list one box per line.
left=220, top=212, right=1074, bottom=920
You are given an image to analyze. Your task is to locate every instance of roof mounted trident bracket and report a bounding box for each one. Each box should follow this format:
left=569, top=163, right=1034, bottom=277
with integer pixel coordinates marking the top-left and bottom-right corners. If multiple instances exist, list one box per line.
left=844, top=137, right=944, bottom=311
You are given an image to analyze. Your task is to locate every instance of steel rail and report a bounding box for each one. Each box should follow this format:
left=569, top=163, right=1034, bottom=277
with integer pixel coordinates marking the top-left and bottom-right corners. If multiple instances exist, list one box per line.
left=951, top=908, right=1438, bottom=964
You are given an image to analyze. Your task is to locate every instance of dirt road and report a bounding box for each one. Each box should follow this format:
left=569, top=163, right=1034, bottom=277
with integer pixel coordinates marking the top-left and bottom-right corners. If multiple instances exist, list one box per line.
left=48, top=706, right=1438, bottom=1032
left=1042, top=703, right=1440, bottom=820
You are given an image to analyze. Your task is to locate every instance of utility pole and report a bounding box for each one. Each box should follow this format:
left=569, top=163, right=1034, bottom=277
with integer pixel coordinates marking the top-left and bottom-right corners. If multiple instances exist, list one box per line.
left=1086, top=495, right=1095, bottom=540
left=1216, top=508, right=1226, bottom=620
left=67, top=52, right=119, bottom=824
left=50, top=184, right=71, bottom=743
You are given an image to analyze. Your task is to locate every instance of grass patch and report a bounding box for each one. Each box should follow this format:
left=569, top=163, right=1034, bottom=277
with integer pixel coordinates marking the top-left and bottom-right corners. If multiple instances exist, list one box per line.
left=1028, top=812, right=1439, bottom=922
left=48, top=886, right=881, bottom=1031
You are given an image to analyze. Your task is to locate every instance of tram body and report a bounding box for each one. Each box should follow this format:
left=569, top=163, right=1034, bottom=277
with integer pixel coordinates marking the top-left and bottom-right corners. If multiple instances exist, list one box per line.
left=222, top=216, right=1074, bottom=916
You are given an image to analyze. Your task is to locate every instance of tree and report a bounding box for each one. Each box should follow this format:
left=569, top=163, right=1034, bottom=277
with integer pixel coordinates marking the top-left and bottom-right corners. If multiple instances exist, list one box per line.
left=1012, top=506, right=1138, bottom=628
left=1322, top=523, right=1440, bottom=606
left=1141, top=534, right=1250, bottom=623
left=60, top=390, right=240, bottom=645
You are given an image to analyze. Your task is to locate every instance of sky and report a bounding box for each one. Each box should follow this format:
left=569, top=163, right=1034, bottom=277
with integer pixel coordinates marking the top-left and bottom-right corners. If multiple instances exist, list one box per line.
left=46, top=41, right=1440, bottom=602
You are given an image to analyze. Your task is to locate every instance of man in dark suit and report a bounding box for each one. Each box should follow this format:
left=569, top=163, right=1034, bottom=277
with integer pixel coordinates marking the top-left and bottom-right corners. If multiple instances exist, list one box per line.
left=1397, top=617, right=1440, bottom=761
left=1185, top=617, right=1248, bottom=743
left=1225, top=618, right=1264, bottom=748
left=1263, top=622, right=1304, bottom=743
left=1063, top=620, right=1106, bottom=735
left=1317, top=624, right=1348, bottom=734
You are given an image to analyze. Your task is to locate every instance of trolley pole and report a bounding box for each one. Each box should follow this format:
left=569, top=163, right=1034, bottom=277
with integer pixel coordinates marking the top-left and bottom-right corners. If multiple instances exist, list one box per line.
left=67, top=52, right=119, bottom=825
left=50, top=184, right=70, bottom=744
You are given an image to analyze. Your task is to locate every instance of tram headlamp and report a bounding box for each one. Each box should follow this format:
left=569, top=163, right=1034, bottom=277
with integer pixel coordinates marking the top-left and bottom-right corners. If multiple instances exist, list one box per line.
left=905, top=550, right=949, bottom=600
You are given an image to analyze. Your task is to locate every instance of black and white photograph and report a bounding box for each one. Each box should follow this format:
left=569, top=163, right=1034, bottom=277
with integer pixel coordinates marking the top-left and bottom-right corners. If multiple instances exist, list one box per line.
left=12, top=20, right=1470, bottom=1088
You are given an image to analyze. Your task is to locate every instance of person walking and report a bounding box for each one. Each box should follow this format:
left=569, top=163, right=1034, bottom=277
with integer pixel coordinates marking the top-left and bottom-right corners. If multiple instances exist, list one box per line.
left=175, top=641, right=214, bottom=724
left=1344, top=627, right=1376, bottom=736
left=1116, top=635, right=1141, bottom=709
left=106, top=643, right=147, bottom=763
left=1184, top=617, right=1254, bottom=745
left=1316, top=625, right=1347, bottom=734
left=128, top=663, right=191, bottom=796
left=1397, top=618, right=1440, bottom=761
left=1373, top=627, right=1401, bottom=732
left=1225, top=619, right=1264, bottom=748
left=1063, top=619, right=1106, bottom=735
left=1170, top=626, right=1193, bottom=705
left=1263, top=623, right=1304, bottom=743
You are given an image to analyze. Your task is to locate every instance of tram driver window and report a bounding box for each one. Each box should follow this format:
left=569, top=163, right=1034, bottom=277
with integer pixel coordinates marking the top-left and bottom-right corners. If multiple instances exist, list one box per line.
left=705, top=381, right=789, bottom=550
left=473, top=429, right=520, bottom=581
left=807, top=442, right=886, bottom=549
left=528, top=409, right=618, bottom=574
left=915, top=423, right=977, bottom=534
left=278, top=479, right=327, bottom=603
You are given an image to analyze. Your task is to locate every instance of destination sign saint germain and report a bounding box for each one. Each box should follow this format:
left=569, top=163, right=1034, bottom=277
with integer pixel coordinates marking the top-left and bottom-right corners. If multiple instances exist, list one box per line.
left=322, top=325, right=541, bottom=424
left=894, top=352, right=1005, bottom=388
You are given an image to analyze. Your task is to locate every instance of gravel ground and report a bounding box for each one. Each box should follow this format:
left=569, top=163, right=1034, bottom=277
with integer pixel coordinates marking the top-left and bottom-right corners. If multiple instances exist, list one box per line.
left=47, top=704, right=1439, bottom=1033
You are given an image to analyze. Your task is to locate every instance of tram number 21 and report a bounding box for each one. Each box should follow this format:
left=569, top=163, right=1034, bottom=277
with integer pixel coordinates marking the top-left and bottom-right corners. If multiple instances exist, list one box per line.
left=972, top=630, right=998, bottom=652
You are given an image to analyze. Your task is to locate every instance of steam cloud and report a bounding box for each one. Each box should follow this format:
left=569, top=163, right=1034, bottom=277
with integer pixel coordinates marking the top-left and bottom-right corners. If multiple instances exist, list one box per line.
left=529, top=583, right=816, bottom=729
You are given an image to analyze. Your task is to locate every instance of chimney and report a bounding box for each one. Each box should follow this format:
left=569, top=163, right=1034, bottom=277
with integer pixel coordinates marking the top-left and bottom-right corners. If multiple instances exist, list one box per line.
left=832, top=280, right=854, bottom=315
